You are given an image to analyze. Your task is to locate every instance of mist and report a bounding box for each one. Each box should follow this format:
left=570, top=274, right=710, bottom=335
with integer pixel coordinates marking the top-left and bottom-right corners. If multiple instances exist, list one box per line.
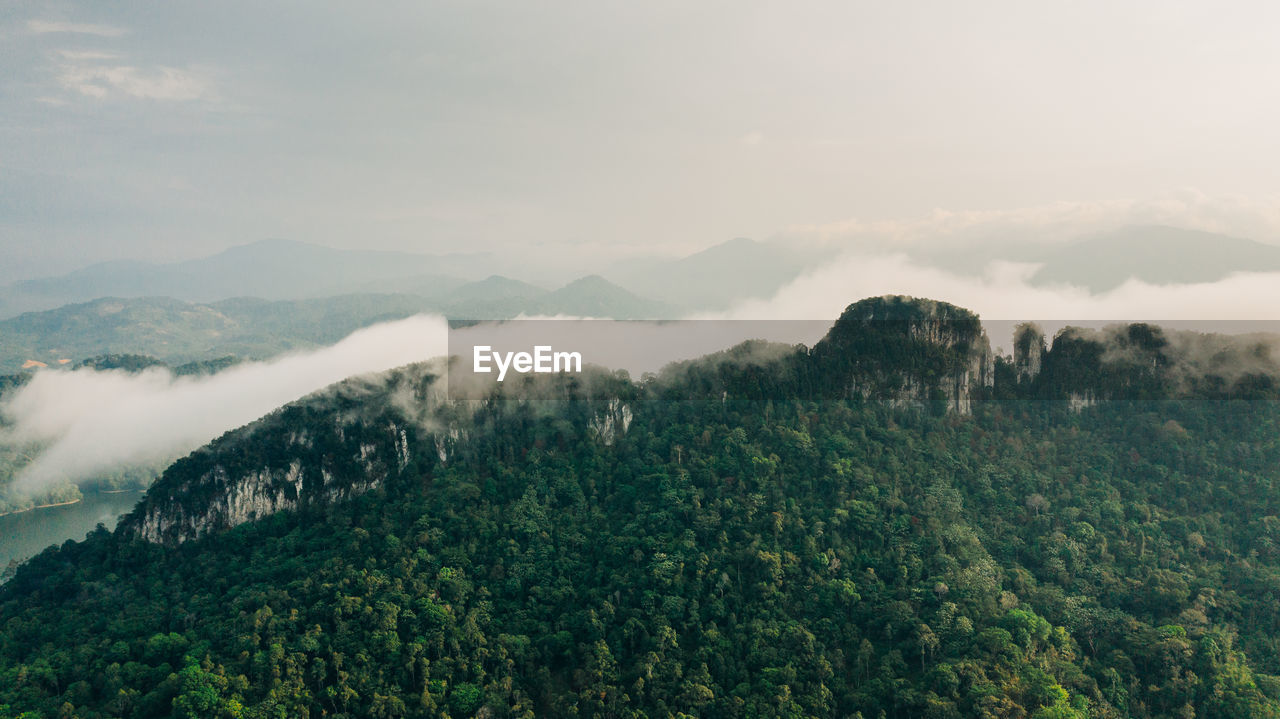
left=715, top=253, right=1280, bottom=351
left=0, top=315, right=448, bottom=494
left=9, top=254, right=1280, bottom=499
left=0, top=314, right=826, bottom=497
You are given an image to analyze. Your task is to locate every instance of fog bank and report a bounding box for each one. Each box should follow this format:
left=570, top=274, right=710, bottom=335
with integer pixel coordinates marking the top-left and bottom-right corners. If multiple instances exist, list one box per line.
left=1, top=315, right=448, bottom=493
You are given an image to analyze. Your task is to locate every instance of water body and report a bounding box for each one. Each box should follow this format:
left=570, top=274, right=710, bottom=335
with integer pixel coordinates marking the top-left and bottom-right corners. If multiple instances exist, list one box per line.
left=0, top=490, right=143, bottom=569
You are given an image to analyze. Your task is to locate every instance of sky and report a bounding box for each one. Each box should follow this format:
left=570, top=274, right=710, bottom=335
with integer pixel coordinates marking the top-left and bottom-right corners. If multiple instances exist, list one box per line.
left=4, top=1, right=1280, bottom=283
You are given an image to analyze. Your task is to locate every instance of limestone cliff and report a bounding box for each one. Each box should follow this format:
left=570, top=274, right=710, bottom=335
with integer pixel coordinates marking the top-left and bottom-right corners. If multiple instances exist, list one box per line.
left=122, top=365, right=439, bottom=544
left=809, top=296, right=994, bottom=413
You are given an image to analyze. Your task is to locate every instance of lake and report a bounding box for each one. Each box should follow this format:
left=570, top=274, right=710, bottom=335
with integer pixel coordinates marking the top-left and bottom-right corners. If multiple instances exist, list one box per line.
left=0, top=490, right=144, bottom=569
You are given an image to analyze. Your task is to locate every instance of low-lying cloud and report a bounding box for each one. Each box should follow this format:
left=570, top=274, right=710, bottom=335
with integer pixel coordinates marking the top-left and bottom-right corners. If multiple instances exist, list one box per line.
left=1, top=315, right=448, bottom=494
left=713, top=253, right=1280, bottom=350
left=7, top=250, right=1280, bottom=499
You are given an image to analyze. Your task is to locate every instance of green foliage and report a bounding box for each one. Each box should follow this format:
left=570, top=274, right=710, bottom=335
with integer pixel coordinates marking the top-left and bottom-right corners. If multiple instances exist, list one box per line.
left=5, top=394, right=1280, bottom=717
left=6, top=300, right=1280, bottom=716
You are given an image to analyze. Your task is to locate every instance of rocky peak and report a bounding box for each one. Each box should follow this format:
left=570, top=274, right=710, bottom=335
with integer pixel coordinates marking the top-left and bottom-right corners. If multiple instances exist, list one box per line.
left=809, top=296, right=993, bottom=412
left=1013, top=323, right=1046, bottom=381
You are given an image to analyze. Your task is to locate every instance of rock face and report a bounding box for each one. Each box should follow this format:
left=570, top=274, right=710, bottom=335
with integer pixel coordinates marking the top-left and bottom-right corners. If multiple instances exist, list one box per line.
left=119, top=361, right=632, bottom=545
left=589, top=399, right=634, bottom=445
left=137, top=462, right=303, bottom=544
left=810, top=296, right=994, bottom=413
left=121, top=364, right=440, bottom=545
left=129, top=416, right=409, bottom=544
left=1013, top=323, right=1046, bottom=381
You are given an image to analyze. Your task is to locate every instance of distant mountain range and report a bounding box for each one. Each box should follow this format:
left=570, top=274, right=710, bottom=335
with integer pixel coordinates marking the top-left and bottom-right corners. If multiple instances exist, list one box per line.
left=0, top=275, right=674, bottom=371
left=910, top=225, right=1280, bottom=291
left=0, top=237, right=827, bottom=319
left=1027, top=225, right=1280, bottom=290
left=604, top=236, right=834, bottom=310
left=6, top=226, right=1278, bottom=371
left=0, top=240, right=484, bottom=318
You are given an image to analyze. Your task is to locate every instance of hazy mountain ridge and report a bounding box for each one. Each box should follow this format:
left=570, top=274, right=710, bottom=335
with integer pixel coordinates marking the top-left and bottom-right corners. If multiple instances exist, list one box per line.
left=8, top=224, right=1276, bottom=333
left=532, top=275, right=675, bottom=319
left=0, top=240, right=485, bottom=318
left=1030, top=225, right=1280, bottom=291
left=908, top=224, right=1280, bottom=291
left=0, top=236, right=810, bottom=320
left=605, top=237, right=833, bottom=310
left=0, top=276, right=671, bottom=371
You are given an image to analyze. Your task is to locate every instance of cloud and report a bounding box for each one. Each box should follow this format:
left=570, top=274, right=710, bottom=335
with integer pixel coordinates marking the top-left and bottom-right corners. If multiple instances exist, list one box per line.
left=57, top=63, right=212, bottom=101
left=27, top=19, right=126, bottom=37
left=713, top=252, right=1280, bottom=349
left=1, top=315, right=448, bottom=493
left=0, top=310, right=818, bottom=496
left=741, top=131, right=764, bottom=146
left=8, top=251, right=1280, bottom=498
left=55, top=50, right=121, bottom=61
left=26, top=22, right=215, bottom=103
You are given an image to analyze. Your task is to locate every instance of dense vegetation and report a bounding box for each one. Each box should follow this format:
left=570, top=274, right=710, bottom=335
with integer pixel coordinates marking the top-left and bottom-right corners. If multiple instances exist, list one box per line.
left=4, top=298, right=1280, bottom=717
left=6, top=395, right=1280, bottom=718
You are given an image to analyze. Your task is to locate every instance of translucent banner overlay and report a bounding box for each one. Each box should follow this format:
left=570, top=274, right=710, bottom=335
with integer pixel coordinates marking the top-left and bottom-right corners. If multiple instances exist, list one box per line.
left=445, top=319, right=1280, bottom=401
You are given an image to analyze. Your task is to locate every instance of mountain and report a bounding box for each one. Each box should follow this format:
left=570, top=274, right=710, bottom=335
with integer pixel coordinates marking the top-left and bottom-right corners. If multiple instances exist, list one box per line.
left=909, top=225, right=1280, bottom=292
left=0, top=297, right=247, bottom=370
left=1030, top=225, right=1280, bottom=291
left=439, top=275, right=675, bottom=319
left=0, top=239, right=481, bottom=318
left=0, top=277, right=674, bottom=371
left=330, top=274, right=473, bottom=298
left=606, top=237, right=833, bottom=310
left=532, top=275, right=675, bottom=319
left=7, top=297, right=1280, bottom=717
left=0, top=295, right=432, bottom=370
left=433, top=275, right=551, bottom=318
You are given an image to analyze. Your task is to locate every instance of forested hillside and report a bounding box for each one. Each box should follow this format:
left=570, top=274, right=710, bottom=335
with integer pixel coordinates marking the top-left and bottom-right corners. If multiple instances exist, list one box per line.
left=4, top=298, right=1280, bottom=717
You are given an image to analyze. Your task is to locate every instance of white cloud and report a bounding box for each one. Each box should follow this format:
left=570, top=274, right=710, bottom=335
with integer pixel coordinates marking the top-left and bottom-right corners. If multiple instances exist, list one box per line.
left=713, top=252, right=1280, bottom=349
left=57, top=63, right=212, bottom=101
left=28, top=24, right=214, bottom=104
left=1, top=315, right=448, bottom=493
left=56, top=49, right=121, bottom=61
left=27, top=20, right=126, bottom=37
left=7, top=259, right=1280, bottom=499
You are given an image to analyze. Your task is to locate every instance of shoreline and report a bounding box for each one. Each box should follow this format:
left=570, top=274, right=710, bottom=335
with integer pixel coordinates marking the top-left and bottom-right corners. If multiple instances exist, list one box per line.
left=0, top=498, right=82, bottom=519
left=0, top=489, right=143, bottom=519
